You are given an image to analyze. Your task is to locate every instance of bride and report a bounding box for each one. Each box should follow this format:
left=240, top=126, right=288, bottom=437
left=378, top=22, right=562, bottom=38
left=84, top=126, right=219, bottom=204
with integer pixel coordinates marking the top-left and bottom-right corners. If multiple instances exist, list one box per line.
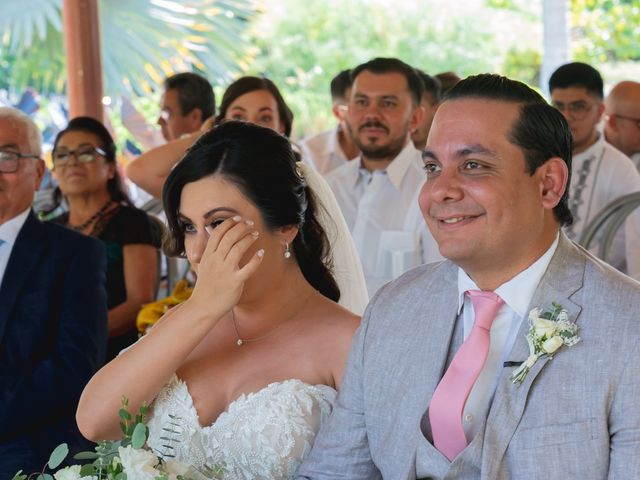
left=77, top=120, right=364, bottom=478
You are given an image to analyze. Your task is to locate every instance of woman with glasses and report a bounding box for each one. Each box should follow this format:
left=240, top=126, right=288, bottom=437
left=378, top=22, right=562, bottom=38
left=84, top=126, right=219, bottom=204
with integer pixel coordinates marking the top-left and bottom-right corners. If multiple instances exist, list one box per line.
left=48, top=117, right=162, bottom=361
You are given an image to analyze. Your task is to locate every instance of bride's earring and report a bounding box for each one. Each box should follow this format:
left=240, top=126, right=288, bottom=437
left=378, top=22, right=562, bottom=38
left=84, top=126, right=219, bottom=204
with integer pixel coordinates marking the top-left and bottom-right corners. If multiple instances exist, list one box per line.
left=284, top=242, right=291, bottom=259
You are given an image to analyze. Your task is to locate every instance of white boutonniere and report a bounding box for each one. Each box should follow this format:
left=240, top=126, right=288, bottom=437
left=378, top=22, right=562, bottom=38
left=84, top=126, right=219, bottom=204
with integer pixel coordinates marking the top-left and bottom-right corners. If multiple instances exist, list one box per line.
left=511, top=302, right=580, bottom=385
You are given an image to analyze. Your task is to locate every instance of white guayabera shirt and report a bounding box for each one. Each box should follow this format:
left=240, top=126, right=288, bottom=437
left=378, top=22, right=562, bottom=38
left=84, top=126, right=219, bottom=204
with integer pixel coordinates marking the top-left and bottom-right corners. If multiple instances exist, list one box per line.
left=326, top=141, right=442, bottom=296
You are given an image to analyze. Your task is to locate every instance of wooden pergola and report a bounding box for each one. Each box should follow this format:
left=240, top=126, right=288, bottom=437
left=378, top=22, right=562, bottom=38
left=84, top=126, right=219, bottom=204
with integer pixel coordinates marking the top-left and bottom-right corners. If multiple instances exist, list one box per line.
left=63, top=0, right=103, bottom=121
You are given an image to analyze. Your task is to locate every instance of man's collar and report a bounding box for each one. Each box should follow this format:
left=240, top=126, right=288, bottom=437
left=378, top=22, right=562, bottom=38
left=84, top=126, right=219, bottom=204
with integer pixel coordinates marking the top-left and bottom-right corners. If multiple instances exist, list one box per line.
left=357, top=141, right=421, bottom=189
left=456, top=232, right=561, bottom=317
left=0, top=207, right=31, bottom=247
left=574, top=131, right=604, bottom=159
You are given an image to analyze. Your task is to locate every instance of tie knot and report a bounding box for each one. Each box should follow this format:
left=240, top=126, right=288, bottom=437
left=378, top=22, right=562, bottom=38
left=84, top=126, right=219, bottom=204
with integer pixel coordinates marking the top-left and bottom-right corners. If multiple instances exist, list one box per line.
left=466, top=290, right=504, bottom=330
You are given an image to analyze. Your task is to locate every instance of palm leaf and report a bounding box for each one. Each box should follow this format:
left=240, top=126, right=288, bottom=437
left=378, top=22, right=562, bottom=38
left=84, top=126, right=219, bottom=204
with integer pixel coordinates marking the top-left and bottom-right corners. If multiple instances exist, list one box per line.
left=1, top=0, right=259, bottom=96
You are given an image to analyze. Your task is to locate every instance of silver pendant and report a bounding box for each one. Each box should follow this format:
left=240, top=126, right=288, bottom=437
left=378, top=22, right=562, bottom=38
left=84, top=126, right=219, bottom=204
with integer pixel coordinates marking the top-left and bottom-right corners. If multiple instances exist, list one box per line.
left=237, top=338, right=244, bottom=346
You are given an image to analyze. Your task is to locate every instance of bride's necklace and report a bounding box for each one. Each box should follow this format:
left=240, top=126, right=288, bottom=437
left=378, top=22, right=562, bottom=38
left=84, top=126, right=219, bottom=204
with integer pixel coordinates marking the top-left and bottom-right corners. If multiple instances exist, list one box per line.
left=230, top=291, right=314, bottom=347
left=68, top=199, right=113, bottom=231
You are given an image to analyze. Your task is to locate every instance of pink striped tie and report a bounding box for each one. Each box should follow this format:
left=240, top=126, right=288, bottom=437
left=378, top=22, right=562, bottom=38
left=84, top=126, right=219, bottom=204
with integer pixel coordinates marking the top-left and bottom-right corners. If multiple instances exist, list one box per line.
left=429, top=290, right=504, bottom=461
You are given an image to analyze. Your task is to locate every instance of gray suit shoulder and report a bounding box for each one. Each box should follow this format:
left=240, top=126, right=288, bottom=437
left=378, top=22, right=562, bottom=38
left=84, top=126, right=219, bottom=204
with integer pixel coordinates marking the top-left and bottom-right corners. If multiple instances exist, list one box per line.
left=369, top=260, right=453, bottom=306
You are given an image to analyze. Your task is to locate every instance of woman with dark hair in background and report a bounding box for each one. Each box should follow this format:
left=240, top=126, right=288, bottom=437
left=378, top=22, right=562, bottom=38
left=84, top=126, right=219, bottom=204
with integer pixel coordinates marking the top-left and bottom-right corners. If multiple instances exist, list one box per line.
left=78, top=121, right=361, bottom=478
left=126, top=75, right=297, bottom=198
left=49, top=117, right=161, bottom=361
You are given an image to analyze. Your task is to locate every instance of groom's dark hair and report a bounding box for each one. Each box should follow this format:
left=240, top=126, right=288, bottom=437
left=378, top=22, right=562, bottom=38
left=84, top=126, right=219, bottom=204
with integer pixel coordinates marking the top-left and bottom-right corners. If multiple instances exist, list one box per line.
left=445, top=74, right=574, bottom=227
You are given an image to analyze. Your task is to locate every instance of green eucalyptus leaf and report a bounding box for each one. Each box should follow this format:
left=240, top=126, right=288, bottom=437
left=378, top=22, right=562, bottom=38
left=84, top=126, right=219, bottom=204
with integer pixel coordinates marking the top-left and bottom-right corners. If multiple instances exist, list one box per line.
left=36, top=475, right=54, bottom=480
left=10, top=471, right=27, bottom=480
left=73, top=451, right=99, bottom=460
left=47, top=443, right=69, bottom=469
left=131, top=422, right=147, bottom=449
left=119, top=408, right=132, bottom=421
left=80, top=464, right=96, bottom=476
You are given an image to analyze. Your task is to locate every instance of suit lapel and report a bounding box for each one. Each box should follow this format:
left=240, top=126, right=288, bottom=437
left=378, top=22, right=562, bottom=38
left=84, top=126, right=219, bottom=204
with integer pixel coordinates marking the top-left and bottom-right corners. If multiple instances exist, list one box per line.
left=481, top=233, right=585, bottom=477
left=0, top=211, right=46, bottom=343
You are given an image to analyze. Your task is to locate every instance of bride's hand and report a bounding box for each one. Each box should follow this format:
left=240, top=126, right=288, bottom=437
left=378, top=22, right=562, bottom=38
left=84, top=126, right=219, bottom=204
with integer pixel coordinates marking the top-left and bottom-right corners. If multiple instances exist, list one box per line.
left=188, top=216, right=264, bottom=318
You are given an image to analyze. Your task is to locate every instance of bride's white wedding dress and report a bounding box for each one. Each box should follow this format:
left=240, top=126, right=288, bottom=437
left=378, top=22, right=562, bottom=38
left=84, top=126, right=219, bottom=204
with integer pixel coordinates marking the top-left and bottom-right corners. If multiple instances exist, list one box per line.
left=146, top=374, right=336, bottom=479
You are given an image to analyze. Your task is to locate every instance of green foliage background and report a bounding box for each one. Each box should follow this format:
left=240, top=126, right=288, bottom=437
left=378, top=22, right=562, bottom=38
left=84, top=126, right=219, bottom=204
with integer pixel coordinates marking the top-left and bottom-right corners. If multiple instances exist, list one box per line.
left=0, top=0, right=638, bottom=143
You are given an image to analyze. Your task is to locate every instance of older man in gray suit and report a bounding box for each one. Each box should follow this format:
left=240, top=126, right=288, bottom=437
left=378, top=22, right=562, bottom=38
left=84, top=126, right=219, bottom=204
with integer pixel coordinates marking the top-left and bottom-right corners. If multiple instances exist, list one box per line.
left=298, top=74, right=640, bottom=479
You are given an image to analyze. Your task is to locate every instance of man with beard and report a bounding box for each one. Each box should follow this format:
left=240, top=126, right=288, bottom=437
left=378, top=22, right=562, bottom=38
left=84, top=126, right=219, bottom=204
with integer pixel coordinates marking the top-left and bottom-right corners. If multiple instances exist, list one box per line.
left=326, top=58, right=441, bottom=295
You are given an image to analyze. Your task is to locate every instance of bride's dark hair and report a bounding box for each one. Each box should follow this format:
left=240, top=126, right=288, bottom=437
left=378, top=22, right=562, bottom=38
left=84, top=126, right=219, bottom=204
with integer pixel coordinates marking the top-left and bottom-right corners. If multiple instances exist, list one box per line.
left=163, top=120, right=339, bottom=302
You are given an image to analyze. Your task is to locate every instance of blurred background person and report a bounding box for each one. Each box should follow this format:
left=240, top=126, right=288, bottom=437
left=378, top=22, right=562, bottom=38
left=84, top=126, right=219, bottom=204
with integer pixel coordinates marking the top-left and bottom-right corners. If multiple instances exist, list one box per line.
left=126, top=75, right=295, bottom=199
left=48, top=117, right=161, bottom=361
left=604, top=80, right=640, bottom=170
left=549, top=62, right=640, bottom=279
left=435, top=71, right=461, bottom=96
left=326, top=58, right=442, bottom=295
left=300, top=69, right=359, bottom=174
left=411, top=69, right=441, bottom=152
left=157, top=72, right=216, bottom=143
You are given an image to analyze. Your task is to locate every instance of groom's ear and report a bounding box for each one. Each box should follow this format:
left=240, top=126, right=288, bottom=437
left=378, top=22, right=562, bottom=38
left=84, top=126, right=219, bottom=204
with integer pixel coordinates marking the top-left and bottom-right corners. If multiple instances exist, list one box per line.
left=538, top=156, right=569, bottom=211
left=276, top=224, right=299, bottom=245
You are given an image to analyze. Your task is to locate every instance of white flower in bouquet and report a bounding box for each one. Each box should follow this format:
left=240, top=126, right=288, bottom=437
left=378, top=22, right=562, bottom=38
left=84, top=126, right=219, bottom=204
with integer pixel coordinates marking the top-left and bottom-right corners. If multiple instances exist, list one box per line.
left=118, top=445, right=163, bottom=480
left=164, top=459, right=192, bottom=476
left=53, top=466, right=83, bottom=480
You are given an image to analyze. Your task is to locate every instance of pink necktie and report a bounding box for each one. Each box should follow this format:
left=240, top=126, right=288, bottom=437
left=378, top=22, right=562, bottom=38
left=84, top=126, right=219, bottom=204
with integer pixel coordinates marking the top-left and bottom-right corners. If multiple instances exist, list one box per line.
left=429, top=290, right=504, bottom=461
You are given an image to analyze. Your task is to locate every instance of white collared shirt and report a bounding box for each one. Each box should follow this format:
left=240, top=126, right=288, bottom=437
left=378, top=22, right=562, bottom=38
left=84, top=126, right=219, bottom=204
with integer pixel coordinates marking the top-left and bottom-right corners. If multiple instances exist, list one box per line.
left=565, top=134, right=640, bottom=279
left=455, top=233, right=560, bottom=441
left=327, top=141, right=442, bottom=295
left=0, top=207, right=31, bottom=289
left=299, top=126, right=357, bottom=175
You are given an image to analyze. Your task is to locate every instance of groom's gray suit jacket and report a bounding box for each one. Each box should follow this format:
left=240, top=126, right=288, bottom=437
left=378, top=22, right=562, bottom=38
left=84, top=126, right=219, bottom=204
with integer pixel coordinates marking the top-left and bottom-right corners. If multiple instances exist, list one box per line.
left=299, top=233, right=640, bottom=479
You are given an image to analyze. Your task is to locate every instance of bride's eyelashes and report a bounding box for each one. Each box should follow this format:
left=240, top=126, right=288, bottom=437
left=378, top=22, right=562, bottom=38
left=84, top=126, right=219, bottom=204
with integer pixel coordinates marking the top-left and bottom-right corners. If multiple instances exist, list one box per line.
left=180, top=218, right=228, bottom=236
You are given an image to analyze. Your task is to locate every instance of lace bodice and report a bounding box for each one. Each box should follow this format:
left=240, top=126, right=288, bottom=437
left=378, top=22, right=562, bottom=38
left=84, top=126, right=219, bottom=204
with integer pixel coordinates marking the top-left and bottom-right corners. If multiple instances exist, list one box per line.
left=146, top=375, right=336, bottom=479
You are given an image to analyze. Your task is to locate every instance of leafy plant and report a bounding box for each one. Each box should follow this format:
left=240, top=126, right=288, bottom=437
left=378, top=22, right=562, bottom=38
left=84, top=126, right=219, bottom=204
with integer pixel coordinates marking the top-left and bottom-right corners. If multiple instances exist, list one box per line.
left=0, top=0, right=260, bottom=96
left=12, top=397, right=226, bottom=480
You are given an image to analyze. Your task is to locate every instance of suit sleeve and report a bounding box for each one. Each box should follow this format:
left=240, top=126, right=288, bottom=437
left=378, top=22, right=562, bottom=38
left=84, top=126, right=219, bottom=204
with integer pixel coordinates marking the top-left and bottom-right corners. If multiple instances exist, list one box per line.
left=297, top=302, right=382, bottom=479
left=608, top=341, right=640, bottom=478
left=0, top=235, right=108, bottom=436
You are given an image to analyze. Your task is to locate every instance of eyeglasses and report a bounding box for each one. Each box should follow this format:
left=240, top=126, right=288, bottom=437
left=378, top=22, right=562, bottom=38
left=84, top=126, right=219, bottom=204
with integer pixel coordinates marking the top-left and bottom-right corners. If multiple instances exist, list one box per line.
left=614, top=113, right=640, bottom=129
left=52, top=144, right=107, bottom=167
left=0, top=149, right=41, bottom=173
left=552, top=100, right=597, bottom=120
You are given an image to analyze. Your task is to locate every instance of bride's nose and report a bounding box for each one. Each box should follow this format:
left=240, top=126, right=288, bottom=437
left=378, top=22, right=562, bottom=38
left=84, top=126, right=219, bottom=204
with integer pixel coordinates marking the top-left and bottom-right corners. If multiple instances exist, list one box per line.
left=187, top=230, right=209, bottom=267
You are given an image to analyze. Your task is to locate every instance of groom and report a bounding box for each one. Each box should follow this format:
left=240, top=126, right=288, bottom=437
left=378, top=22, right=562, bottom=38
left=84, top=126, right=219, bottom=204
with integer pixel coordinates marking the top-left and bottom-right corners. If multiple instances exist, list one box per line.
left=298, top=74, right=640, bottom=479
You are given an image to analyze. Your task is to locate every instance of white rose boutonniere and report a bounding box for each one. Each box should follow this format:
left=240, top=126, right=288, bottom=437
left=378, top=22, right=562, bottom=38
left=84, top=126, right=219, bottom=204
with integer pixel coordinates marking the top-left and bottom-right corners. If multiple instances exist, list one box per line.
left=511, top=302, right=580, bottom=385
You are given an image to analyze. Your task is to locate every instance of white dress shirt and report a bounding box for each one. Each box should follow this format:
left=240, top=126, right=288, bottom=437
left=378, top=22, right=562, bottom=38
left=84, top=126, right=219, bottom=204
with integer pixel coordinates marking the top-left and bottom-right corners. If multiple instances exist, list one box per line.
left=565, top=134, right=640, bottom=278
left=456, top=233, right=560, bottom=441
left=327, top=141, right=442, bottom=295
left=299, top=126, right=357, bottom=175
left=0, top=207, right=31, bottom=289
